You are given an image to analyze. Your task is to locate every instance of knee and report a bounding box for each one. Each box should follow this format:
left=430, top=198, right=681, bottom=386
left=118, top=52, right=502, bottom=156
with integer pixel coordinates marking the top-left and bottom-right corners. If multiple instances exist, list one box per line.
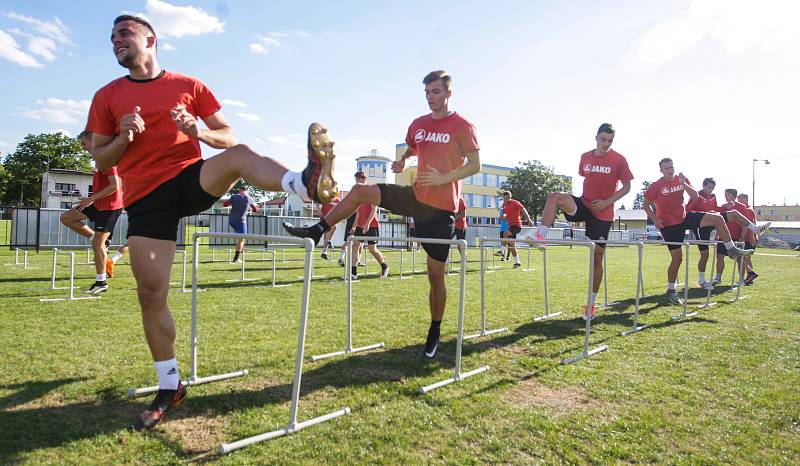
left=136, top=281, right=169, bottom=310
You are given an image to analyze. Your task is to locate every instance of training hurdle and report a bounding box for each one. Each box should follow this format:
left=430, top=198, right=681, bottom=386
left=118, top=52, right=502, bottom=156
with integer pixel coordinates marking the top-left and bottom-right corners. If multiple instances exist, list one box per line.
left=171, top=249, right=206, bottom=293
left=309, top=235, right=490, bottom=394
left=40, top=250, right=100, bottom=302
left=225, top=248, right=260, bottom=283
left=7, top=247, right=31, bottom=268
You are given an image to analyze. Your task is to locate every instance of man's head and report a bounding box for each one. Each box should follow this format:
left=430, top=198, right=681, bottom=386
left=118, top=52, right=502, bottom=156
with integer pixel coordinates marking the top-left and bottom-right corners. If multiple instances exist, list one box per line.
left=724, top=188, right=738, bottom=202
left=111, top=15, right=157, bottom=69
left=737, top=193, right=749, bottom=206
left=77, top=130, right=92, bottom=152
left=658, top=158, right=674, bottom=178
left=502, top=190, right=512, bottom=201
left=354, top=171, right=366, bottom=184
left=595, top=123, right=615, bottom=154
left=702, top=177, right=716, bottom=195
left=239, top=186, right=248, bottom=194
left=423, top=70, right=452, bottom=113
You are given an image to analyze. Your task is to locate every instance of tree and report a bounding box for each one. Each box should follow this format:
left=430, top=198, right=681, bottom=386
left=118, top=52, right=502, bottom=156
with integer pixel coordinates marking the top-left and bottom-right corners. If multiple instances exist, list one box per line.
left=0, top=163, right=8, bottom=204
left=503, top=160, right=572, bottom=223
left=632, top=181, right=651, bottom=210
left=2, top=132, right=92, bottom=206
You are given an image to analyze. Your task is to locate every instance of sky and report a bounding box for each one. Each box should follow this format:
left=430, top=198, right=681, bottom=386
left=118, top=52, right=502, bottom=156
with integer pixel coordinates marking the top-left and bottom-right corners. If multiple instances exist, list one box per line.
left=1, top=0, right=798, bottom=208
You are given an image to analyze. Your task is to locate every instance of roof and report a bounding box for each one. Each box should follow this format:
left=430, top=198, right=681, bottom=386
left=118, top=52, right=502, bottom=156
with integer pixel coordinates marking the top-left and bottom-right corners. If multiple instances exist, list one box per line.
left=263, top=197, right=287, bottom=206
left=356, top=155, right=392, bottom=162
left=46, top=169, right=92, bottom=176
left=615, top=209, right=648, bottom=221
left=767, top=221, right=800, bottom=229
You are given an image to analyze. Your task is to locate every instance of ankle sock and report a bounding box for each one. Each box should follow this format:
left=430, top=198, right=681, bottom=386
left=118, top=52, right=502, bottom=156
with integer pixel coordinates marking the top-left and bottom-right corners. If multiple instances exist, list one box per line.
left=154, top=358, right=180, bottom=390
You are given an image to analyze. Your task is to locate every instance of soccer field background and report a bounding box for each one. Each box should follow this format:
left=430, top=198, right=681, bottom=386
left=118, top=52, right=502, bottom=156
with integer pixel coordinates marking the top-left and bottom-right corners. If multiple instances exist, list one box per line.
left=0, top=244, right=798, bottom=464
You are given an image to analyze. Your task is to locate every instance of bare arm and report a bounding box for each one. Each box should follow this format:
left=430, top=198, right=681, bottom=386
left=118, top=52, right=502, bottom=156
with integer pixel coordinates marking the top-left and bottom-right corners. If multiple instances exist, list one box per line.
left=391, top=147, right=416, bottom=173
left=75, top=173, right=119, bottom=210
left=521, top=207, right=534, bottom=225
left=679, top=173, right=698, bottom=200
left=643, top=201, right=663, bottom=229
left=172, top=107, right=236, bottom=149
left=416, top=150, right=481, bottom=187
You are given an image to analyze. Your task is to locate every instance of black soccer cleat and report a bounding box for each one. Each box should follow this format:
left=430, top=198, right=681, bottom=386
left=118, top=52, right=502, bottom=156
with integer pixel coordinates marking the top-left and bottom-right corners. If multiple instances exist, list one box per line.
left=86, top=281, right=108, bottom=294
left=283, top=222, right=323, bottom=245
left=134, top=383, right=187, bottom=431
left=421, top=327, right=440, bottom=359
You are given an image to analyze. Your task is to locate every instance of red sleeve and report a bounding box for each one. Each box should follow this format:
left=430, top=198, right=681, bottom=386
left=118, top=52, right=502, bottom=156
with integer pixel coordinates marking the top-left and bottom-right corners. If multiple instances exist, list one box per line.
left=617, top=156, right=634, bottom=183
left=404, top=124, right=418, bottom=155
left=251, top=205, right=260, bottom=213
left=644, top=182, right=657, bottom=202
left=578, top=155, right=586, bottom=177
left=86, top=87, right=117, bottom=137
left=223, top=199, right=231, bottom=207
left=457, top=121, right=480, bottom=153
left=193, top=79, right=222, bottom=119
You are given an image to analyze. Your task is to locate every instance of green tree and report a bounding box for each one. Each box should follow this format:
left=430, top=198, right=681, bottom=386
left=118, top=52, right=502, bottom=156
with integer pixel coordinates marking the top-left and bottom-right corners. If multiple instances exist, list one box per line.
left=2, top=132, right=92, bottom=206
left=0, top=162, right=9, bottom=204
left=632, top=180, right=651, bottom=210
left=503, top=160, right=572, bottom=223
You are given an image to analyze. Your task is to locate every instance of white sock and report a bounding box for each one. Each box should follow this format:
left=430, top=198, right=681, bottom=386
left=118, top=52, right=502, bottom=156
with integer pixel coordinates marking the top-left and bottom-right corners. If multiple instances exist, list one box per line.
left=281, top=170, right=310, bottom=201
left=724, top=241, right=735, bottom=250
left=96, top=273, right=107, bottom=281
left=514, top=255, right=520, bottom=264
left=112, top=251, right=123, bottom=263
left=747, top=223, right=759, bottom=233
left=537, top=225, right=549, bottom=238
left=154, top=358, right=180, bottom=390
left=699, top=272, right=706, bottom=282
left=667, top=282, right=676, bottom=291
left=590, top=292, right=597, bottom=306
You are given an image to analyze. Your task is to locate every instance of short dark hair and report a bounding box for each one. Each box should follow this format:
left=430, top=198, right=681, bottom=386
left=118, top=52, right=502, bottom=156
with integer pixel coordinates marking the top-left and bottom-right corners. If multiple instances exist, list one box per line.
left=114, top=15, right=157, bottom=45
left=423, top=70, right=451, bottom=90
left=725, top=188, right=738, bottom=197
left=658, top=157, right=673, bottom=168
left=77, top=130, right=91, bottom=140
left=597, top=123, right=615, bottom=135
left=354, top=170, right=366, bottom=178
left=702, top=177, right=716, bottom=187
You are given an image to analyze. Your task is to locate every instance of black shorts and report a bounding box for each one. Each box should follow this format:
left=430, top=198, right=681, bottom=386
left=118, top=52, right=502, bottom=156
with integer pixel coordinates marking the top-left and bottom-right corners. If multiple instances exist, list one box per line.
left=377, top=184, right=454, bottom=262
left=716, top=242, right=728, bottom=256
left=453, top=228, right=466, bottom=241
left=660, top=212, right=705, bottom=250
left=344, top=213, right=357, bottom=239
left=82, top=205, right=122, bottom=235
left=744, top=242, right=756, bottom=250
left=355, top=226, right=379, bottom=245
left=563, top=195, right=612, bottom=246
left=126, top=160, right=218, bottom=242
left=694, top=226, right=715, bottom=251
left=507, top=225, right=522, bottom=239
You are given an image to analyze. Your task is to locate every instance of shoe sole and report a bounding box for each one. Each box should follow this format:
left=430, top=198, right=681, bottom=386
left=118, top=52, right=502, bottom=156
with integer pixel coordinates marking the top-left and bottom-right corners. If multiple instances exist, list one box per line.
left=308, top=122, right=339, bottom=204
left=135, top=389, right=187, bottom=430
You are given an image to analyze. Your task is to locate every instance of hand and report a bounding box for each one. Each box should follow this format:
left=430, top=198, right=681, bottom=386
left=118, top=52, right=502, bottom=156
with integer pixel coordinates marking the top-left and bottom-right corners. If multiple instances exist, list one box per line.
left=588, top=198, right=611, bottom=211
left=360, top=224, right=369, bottom=232
left=119, top=106, right=144, bottom=142
left=171, top=104, right=201, bottom=138
left=415, top=166, right=448, bottom=186
left=721, top=201, right=734, bottom=209
left=391, top=158, right=405, bottom=173
left=75, top=197, right=93, bottom=211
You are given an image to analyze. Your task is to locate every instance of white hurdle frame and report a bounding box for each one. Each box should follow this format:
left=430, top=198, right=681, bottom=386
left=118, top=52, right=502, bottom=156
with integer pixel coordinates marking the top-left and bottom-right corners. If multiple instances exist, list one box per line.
left=225, top=249, right=260, bottom=283
left=49, top=248, right=80, bottom=290
left=172, top=250, right=206, bottom=293
left=8, top=248, right=31, bottom=269
left=255, top=249, right=291, bottom=289
left=465, top=237, right=512, bottom=340
left=40, top=251, right=100, bottom=302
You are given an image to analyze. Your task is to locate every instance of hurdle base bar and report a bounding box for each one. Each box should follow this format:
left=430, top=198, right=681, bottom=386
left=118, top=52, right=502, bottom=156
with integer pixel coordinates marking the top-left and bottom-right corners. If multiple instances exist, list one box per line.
left=696, top=301, right=719, bottom=309
left=620, top=324, right=650, bottom=336
left=560, top=345, right=608, bottom=365
left=40, top=295, right=100, bottom=302
left=219, top=407, right=351, bottom=454
left=671, top=311, right=699, bottom=321
left=463, top=327, right=508, bottom=340
left=727, top=295, right=748, bottom=303
left=309, top=342, right=385, bottom=362
left=126, top=369, right=249, bottom=397
left=597, top=301, right=623, bottom=310
left=533, top=311, right=563, bottom=322
left=419, top=365, right=490, bottom=394
left=224, top=278, right=261, bottom=283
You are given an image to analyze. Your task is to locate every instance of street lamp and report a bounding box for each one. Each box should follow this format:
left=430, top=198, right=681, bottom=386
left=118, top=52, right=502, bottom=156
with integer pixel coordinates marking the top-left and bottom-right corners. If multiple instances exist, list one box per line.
left=752, top=158, right=770, bottom=208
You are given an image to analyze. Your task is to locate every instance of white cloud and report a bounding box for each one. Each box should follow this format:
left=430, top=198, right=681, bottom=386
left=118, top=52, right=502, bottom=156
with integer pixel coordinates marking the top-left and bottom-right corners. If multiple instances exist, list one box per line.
left=27, top=36, right=57, bottom=61
left=221, top=98, right=248, bottom=107
left=54, top=128, right=72, bottom=137
left=631, top=0, right=800, bottom=66
left=20, top=98, right=91, bottom=124
left=161, top=42, right=176, bottom=51
left=142, top=0, right=225, bottom=39
left=0, top=29, right=42, bottom=68
left=267, top=136, right=290, bottom=144
left=5, top=12, right=73, bottom=46
left=235, top=112, right=261, bottom=122
left=249, top=32, right=283, bottom=55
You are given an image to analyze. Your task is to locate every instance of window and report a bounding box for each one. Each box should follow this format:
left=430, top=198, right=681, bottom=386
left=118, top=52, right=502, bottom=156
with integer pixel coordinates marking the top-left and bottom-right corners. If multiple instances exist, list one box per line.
left=88, top=184, right=93, bottom=196
left=55, top=183, right=76, bottom=191
left=498, top=175, right=507, bottom=187
left=485, top=173, right=497, bottom=187
left=60, top=202, right=72, bottom=209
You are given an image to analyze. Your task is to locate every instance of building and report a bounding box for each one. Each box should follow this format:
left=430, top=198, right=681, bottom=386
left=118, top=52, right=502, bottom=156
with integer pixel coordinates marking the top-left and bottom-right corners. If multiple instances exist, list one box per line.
left=356, top=149, right=391, bottom=184
left=613, top=209, right=648, bottom=234
left=40, top=169, right=93, bottom=209
left=754, top=204, right=800, bottom=222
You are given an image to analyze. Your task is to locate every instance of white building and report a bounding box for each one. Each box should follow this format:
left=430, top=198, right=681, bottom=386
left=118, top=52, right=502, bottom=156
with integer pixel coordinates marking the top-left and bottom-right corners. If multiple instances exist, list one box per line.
left=356, top=149, right=391, bottom=184
left=40, top=169, right=93, bottom=209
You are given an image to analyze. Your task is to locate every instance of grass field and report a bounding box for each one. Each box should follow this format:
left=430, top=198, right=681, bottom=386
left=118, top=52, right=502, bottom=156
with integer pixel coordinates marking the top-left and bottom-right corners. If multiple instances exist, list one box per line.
left=1, top=243, right=798, bottom=465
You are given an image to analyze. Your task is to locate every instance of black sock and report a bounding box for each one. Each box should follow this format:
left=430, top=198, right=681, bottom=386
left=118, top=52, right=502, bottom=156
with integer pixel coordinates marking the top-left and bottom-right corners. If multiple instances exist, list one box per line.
left=317, top=219, right=330, bottom=233
left=429, top=319, right=442, bottom=334
left=233, top=250, right=241, bottom=261
left=381, top=262, right=388, bottom=270
left=351, top=266, right=357, bottom=276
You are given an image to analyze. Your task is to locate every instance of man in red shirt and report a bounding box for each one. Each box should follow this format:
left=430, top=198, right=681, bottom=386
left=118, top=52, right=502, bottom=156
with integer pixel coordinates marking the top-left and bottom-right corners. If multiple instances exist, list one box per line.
left=319, top=194, right=340, bottom=260
left=644, top=159, right=758, bottom=305
left=348, top=171, right=388, bottom=279
left=87, top=16, right=338, bottom=430
left=60, top=130, right=127, bottom=293
left=536, top=123, right=633, bottom=319
left=452, top=196, right=468, bottom=262
left=711, top=189, right=769, bottom=284
left=285, top=70, right=480, bottom=359
left=737, top=193, right=762, bottom=285
left=686, top=177, right=719, bottom=287
left=501, top=191, right=533, bottom=268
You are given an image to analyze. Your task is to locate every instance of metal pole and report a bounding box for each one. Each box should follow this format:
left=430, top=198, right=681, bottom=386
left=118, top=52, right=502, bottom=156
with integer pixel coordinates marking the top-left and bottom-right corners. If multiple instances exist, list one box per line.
left=190, top=235, right=200, bottom=381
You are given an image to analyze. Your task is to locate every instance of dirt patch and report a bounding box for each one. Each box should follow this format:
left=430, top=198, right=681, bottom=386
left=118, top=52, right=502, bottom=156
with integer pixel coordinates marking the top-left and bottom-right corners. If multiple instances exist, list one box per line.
left=501, top=378, right=599, bottom=416
left=163, top=410, right=227, bottom=455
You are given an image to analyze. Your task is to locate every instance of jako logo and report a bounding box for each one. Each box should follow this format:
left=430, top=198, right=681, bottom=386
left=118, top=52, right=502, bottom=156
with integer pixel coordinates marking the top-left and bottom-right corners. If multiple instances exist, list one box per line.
left=415, top=129, right=451, bottom=144
left=584, top=164, right=611, bottom=174
left=661, top=185, right=684, bottom=195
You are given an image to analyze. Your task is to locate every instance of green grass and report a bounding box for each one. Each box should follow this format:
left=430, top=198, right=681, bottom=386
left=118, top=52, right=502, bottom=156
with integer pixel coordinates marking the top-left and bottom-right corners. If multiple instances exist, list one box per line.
left=1, top=244, right=798, bottom=465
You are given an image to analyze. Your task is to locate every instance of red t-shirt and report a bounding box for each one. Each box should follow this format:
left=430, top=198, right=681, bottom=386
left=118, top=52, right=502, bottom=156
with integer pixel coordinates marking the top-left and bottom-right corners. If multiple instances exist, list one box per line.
left=454, top=197, right=467, bottom=229
left=92, top=166, right=124, bottom=211
left=355, top=202, right=379, bottom=229
left=86, top=71, right=222, bottom=207
left=578, top=149, right=634, bottom=222
left=686, top=191, right=717, bottom=213
left=742, top=205, right=756, bottom=243
left=717, top=200, right=749, bottom=241
left=644, top=177, right=689, bottom=227
left=503, top=199, right=525, bottom=227
left=405, top=112, right=479, bottom=213
left=320, top=196, right=340, bottom=217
